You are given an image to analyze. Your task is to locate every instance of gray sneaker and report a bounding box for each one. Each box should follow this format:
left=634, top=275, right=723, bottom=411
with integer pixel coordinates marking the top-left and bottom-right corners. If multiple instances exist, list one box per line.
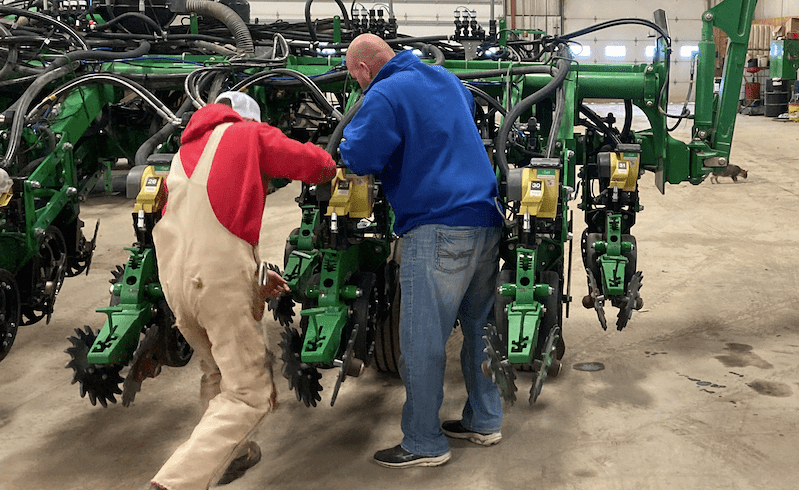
left=373, top=444, right=451, bottom=468
left=441, top=420, right=502, bottom=446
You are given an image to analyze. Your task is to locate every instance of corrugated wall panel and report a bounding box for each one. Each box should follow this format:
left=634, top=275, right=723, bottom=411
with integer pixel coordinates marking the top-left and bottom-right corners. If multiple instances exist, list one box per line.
left=248, top=0, right=758, bottom=101
left=756, top=0, right=799, bottom=19
left=564, top=1, right=707, bottom=102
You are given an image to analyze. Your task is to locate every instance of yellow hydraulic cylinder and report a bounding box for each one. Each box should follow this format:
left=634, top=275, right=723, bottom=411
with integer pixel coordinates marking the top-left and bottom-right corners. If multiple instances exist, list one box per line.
left=326, top=168, right=374, bottom=219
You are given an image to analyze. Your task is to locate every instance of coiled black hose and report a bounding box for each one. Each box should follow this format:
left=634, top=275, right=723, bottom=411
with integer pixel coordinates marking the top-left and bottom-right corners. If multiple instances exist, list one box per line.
left=185, top=0, right=254, bottom=55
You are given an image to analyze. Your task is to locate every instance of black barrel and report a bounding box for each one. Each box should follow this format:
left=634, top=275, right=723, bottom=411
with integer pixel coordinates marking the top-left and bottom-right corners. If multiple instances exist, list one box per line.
left=765, top=78, right=790, bottom=117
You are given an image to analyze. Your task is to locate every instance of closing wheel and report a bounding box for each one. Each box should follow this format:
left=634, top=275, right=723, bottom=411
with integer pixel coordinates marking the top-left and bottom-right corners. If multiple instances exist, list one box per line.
left=0, top=269, right=21, bottom=363
left=493, top=267, right=514, bottom=352
left=153, top=299, right=192, bottom=367
left=529, top=326, right=561, bottom=404
left=66, top=220, right=99, bottom=277
left=373, top=275, right=401, bottom=375
left=65, top=326, right=124, bottom=407
left=374, top=244, right=401, bottom=375
left=348, top=271, right=378, bottom=365
left=279, top=325, right=323, bottom=407
left=21, top=226, right=67, bottom=325
left=539, top=270, right=565, bottom=365
left=120, top=301, right=191, bottom=407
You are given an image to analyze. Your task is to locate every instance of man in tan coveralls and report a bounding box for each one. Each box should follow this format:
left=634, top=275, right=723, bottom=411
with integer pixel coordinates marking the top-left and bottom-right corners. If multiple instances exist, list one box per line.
left=149, top=91, right=336, bottom=489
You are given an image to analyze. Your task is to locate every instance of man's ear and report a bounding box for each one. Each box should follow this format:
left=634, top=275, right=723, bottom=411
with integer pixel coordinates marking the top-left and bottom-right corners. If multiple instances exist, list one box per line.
left=361, top=62, right=373, bottom=82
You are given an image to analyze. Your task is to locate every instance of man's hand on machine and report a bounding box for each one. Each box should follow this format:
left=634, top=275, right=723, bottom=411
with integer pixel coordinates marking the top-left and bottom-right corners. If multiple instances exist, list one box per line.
left=253, top=263, right=290, bottom=321
left=263, top=269, right=290, bottom=298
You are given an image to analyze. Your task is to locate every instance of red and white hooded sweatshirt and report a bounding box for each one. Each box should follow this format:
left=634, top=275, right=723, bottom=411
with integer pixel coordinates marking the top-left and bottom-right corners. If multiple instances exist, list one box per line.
left=171, top=103, right=336, bottom=246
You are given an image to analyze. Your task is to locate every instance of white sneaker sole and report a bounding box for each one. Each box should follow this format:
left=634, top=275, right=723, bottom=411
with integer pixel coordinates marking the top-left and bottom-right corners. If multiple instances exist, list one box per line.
left=375, top=451, right=452, bottom=468
left=442, top=429, right=502, bottom=446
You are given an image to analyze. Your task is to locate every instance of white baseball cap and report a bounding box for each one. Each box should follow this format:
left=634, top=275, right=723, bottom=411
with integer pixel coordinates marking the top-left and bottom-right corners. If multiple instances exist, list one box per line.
left=214, top=91, right=262, bottom=122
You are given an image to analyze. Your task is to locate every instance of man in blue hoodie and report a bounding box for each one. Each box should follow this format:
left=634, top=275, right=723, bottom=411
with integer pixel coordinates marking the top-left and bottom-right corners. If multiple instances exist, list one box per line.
left=339, top=33, right=504, bottom=468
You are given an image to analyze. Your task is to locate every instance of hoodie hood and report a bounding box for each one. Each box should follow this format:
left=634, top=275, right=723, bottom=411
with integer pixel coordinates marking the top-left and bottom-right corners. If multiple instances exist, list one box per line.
left=181, top=104, right=244, bottom=146
left=365, top=49, right=420, bottom=93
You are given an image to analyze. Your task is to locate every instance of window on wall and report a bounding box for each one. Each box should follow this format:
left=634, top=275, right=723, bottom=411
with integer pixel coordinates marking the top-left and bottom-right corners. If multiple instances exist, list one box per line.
left=605, top=45, right=627, bottom=58
left=645, top=45, right=656, bottom=58
left=573, top=45, right=591, bottom=57
left=680, top=45, right=699, bottom=58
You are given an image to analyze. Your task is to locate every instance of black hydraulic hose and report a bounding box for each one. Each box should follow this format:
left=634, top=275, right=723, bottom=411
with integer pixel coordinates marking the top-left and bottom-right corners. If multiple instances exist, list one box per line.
left=410, top=43, right=445, bottom=65
left=29, top=73, right=179, bottom=124
left=325, top=97, right=362, bottom=157
left=185, top=65, right=234, bottom=108
left=622, top=99, right=633, bottom=142
left=6, top=73, right=180, bottom=169
left=455, top=64, right=554, bottom=81
left=559, top=18, right=670, bottom=45
left=494, top=55, right=571, bottom=182
left=94, top=12, right=167, bottom=37
left=0, top=6, right=88, bottom=50
left=1, top=65, right=72, bottom=169
left=47, top=40, right=151, bottom=72
left=305, top=0, right=351, bottom=43
left=232, top=68, right=344, bottom=120
left=0, top=24, right=18, bottom=79
left=185, top=0, right=254, bottom=55
left=134, top=96, right=195, bottom=167
left=466, top=84, right=507, bottom=117
left=579, top=104, right=622, bottom=146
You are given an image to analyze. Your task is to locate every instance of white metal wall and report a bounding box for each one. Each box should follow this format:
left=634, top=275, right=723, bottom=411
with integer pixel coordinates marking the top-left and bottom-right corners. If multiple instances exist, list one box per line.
left=563, top=0, right=707, bottom=102
left=508, top=0, right=561, bottom=35
left=248, top=0, right=769, bottom=101
left=756, top=0, right=799, bottom=19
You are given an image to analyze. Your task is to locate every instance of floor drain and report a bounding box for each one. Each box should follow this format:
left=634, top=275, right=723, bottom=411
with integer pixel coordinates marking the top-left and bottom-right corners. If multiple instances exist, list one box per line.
left=573, top=362, right=605, bottom=372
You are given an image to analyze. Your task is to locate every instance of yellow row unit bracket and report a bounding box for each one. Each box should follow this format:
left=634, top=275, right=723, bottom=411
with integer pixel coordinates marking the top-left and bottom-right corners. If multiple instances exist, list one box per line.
left=325, top=168, right=374, bottom=219
left=599, top=144, right=641, bottom=192
left=133, top=165, right=169, bottom=214
left=506, top=159, right=561, bottom=219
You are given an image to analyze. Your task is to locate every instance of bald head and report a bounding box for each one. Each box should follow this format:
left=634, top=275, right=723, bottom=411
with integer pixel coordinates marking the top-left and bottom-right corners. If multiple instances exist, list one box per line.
left=346, top=34, right=396, bottom=89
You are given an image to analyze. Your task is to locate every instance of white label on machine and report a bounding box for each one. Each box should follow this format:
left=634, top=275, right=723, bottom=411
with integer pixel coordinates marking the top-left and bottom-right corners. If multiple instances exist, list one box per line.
left=144, top=176, right=159, bottom=193
left=618, top=161, right=628, bottom=175
left=336, top=180, right=350, bottom=196
left=529, top=180, right=543, bottom=197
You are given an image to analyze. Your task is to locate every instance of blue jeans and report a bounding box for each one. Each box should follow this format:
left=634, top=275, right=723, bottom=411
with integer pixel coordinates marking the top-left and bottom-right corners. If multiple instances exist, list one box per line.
left=398, top=224, right=503, bottom=456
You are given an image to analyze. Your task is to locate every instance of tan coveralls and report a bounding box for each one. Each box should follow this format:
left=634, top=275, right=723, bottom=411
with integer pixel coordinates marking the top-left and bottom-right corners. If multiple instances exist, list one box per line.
left=151, top=123, right=276, bottom=490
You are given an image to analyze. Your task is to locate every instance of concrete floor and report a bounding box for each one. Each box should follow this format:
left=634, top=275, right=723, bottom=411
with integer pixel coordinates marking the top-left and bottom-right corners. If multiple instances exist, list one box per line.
left=1, top=109, right=798, bottom=490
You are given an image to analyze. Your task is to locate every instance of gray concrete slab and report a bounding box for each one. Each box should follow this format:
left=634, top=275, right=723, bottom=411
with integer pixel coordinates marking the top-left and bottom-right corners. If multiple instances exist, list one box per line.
left=1, top=111, right=798, bottom=490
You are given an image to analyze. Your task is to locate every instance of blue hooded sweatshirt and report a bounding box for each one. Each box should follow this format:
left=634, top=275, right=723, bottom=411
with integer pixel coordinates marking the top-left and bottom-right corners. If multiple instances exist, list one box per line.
left=339, top=50, right=502, bottom=236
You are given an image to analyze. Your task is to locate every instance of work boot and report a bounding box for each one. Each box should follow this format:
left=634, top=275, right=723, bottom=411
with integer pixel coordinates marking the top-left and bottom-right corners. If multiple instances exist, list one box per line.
left=217, top=441, right=262, bottom=485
